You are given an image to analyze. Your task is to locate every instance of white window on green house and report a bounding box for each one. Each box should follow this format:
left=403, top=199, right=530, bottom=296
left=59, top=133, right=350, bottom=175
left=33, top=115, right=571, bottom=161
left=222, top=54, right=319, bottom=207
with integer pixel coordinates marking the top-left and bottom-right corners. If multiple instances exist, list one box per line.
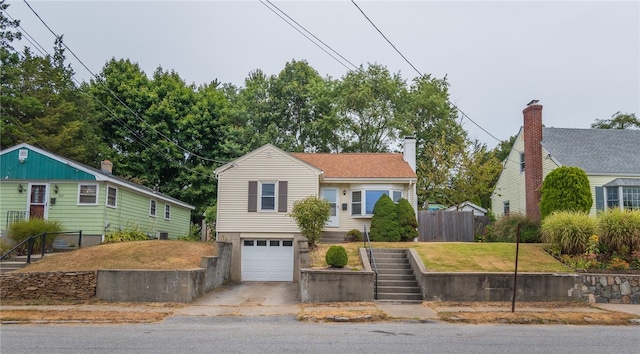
left=106, top=186, right=117, bottom=208
left=78, top=184, right=98, bottom=205
left=164, top=204, right=171, bottom=220
left=150, top=200, right=157, bottom=217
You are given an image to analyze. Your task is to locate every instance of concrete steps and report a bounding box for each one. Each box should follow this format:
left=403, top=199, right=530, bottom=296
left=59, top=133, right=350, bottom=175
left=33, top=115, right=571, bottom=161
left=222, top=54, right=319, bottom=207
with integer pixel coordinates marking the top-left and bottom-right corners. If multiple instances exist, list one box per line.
left=0, top=254, right=44, bottom=274
left=370, top=248, right=422, bottom=303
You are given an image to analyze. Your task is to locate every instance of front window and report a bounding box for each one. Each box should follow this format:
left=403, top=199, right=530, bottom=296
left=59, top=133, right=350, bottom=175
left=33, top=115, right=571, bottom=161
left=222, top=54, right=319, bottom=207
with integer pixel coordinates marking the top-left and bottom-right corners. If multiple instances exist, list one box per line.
left=260, top=182, right=276, bottom=211
left=606, top=188, right=619, bottom=209
left=351, top=189, right=403, bottom=216
left=622, top=187, right=640, bottom=210
left=503, top=201, right=510, bottom=215
left=106, top=186, right=117, bottom=208
left=78, top=184, right=98, bottom=205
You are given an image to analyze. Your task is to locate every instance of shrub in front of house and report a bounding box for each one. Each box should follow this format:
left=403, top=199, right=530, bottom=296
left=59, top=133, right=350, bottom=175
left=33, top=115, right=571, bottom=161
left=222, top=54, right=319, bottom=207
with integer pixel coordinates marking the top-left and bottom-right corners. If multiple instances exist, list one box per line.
left=325, top=245, right=348, bottom=268
left=597, top=209, right=640, bottom=257
left=486, top=213, right=540, bottom=243
left=8, top=219, right=62, bottom=254
left=397, top=198, right=418, bottom=242
left=104, top=229, right=149, bottom=243
left=541, top=211, right=597, bottom=255
left=370, top=194, right=400, bottom=242
left=345, top=229, right=362, bottom=242
left=289, top=195, right=330, bottom=248
left=540, top=166, right=592, bottom=219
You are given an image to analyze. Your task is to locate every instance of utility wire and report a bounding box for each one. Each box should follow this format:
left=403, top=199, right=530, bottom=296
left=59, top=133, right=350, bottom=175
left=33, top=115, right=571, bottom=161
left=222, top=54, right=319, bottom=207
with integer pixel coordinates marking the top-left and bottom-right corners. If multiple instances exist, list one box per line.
left=21, top=0, right=228, bottom=166
left=4, top=10, right=47, bottom=56
left=263, top=0, right=359, bottom=71
left=350, top=0, right=503, bottom=144
left=259, top=0, right=355, bottom=72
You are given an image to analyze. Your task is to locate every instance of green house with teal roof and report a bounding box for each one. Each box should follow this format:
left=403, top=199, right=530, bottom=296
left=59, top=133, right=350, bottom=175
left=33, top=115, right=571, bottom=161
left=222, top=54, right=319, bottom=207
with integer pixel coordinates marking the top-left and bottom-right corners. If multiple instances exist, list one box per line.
left=0, top=143, right=195, bottom=244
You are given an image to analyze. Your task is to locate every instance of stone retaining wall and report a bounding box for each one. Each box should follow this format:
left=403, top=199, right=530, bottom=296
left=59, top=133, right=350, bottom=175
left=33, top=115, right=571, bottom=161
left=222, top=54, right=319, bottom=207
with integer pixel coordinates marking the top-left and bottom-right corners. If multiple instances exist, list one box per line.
left=577, top=274, right=640, bottom=304
left=0, top=271, right=96, bottom=300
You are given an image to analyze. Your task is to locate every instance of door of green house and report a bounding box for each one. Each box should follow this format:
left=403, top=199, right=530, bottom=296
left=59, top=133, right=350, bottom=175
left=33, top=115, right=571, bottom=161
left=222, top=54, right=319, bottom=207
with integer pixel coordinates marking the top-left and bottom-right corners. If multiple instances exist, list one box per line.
left=28, top=184, right=47, bottom=219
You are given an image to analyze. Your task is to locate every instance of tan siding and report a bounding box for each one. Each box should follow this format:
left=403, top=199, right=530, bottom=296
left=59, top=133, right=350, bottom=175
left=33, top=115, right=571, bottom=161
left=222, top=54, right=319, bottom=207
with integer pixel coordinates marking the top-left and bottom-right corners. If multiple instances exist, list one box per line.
left=217, top=146, right=319, bottom=233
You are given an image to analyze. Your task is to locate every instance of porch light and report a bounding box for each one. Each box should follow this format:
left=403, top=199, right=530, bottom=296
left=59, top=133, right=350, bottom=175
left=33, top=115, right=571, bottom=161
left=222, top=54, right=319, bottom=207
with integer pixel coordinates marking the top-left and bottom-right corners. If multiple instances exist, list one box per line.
left=17, top=184, right=24, bottom=193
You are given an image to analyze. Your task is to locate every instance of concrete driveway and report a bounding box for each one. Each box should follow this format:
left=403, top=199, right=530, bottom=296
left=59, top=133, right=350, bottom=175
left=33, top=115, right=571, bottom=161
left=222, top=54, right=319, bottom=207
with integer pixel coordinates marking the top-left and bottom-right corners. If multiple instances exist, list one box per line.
left=174, top=282, right=300, bottom=316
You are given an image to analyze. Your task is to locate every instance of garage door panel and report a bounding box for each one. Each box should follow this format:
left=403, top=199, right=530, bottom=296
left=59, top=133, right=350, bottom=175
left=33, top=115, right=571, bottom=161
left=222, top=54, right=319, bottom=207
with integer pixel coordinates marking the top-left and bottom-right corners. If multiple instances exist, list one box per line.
left=242, top=239, right=293, bottom=281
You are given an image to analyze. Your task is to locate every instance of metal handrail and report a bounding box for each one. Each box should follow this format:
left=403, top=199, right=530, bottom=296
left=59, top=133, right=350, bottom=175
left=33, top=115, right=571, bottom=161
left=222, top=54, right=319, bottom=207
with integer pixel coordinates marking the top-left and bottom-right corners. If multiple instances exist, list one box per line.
left=0, top=231, right=83, bottom=262
left=363, top=225, right=378, bottom=300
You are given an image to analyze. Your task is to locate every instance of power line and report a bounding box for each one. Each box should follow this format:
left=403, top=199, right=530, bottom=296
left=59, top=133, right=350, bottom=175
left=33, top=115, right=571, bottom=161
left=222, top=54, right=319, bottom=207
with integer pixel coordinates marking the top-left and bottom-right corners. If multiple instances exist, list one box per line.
left=259, top=0, right=356, bottom=72
left=21, top=0, right=228, bottom=166
left=350, top=0, right=503, bottom=144
left=263, top=0, right=359, bottom=71
left=350, top=0, right=421, bottom=77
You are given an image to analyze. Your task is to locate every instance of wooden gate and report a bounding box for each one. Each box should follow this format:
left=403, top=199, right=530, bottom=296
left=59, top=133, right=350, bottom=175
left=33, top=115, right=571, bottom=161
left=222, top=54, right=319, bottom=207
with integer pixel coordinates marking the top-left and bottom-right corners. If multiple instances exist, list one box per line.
left=418, top=210, right=474, bottom=242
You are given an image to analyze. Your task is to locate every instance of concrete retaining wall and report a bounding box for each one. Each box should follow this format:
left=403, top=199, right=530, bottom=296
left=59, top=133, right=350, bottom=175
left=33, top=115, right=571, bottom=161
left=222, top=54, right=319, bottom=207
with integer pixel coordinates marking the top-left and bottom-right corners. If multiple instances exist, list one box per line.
left=96, top=269, right=205, bottom=303
left=419, top=272, right=582, bottom=302
left=299, top=248, right=374, bottom=303
left=1, top=241, right=232, bottom=303
left=300, top=269, right=374, bottom=302
left=202, top=241, right=232, bottom=292
left=0, top=271, right=96, bottom=300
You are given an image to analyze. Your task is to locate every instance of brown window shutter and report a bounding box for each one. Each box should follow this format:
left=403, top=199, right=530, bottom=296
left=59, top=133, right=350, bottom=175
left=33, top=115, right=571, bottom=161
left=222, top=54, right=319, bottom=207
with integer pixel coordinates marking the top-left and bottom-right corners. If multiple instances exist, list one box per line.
left=278, top=181, right=288, bottom=212
left=248, top=181, right=257, bottom=212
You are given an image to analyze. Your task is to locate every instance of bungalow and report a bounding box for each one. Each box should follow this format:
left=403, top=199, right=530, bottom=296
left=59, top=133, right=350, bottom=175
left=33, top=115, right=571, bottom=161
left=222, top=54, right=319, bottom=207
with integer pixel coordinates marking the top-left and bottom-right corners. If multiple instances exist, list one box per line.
left=0, top=143, right=195, bottom=245
left=214, top=138, right=418, bottom=282
left=491, top=102, right=640, bottom=221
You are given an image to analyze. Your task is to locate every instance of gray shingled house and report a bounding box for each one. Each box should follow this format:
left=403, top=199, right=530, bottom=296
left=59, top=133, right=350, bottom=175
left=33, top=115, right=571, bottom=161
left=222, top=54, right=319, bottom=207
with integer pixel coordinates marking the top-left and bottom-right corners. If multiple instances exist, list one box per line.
left=491, top=102, right=640, bottom=220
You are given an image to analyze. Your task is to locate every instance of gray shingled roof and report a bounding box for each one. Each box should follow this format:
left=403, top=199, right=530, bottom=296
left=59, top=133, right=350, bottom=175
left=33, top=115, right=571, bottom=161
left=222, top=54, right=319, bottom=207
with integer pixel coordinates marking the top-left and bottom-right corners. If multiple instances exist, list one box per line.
left=541, top=128, right=640, bottom=175
left=603, top=178, right=640, bottom=187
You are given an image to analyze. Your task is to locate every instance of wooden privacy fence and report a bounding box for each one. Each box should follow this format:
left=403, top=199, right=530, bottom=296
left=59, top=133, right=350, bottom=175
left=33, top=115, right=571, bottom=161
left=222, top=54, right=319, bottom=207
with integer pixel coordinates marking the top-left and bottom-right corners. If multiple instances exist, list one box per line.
left=418, top=210, right=474, bottom=242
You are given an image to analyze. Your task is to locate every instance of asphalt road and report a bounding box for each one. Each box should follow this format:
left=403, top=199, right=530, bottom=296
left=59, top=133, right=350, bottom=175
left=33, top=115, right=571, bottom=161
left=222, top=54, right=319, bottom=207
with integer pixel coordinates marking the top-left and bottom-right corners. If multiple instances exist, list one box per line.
left=1, top=316, right=639, bottom=354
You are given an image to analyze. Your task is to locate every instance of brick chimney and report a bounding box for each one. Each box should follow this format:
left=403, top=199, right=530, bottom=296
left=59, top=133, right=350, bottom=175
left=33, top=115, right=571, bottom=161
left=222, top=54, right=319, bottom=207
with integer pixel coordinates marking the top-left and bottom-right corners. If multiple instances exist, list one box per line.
left=100, top=160, right=113, bottom=174
left=523, top=101, right=543, bottom=222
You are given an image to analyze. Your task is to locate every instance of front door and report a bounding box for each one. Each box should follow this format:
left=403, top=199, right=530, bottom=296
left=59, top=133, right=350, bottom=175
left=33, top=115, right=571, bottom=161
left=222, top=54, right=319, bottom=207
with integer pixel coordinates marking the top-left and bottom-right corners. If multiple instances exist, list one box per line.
left=28, top=184, right=47, bottom=219
left=321, top=188, right=339, bottom=227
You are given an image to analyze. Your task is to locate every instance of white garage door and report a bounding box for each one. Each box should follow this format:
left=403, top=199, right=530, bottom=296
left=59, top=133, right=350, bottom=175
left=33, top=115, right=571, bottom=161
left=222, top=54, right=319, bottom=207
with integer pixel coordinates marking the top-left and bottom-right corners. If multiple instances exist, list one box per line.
left=241, top=239, right=294, bottom=281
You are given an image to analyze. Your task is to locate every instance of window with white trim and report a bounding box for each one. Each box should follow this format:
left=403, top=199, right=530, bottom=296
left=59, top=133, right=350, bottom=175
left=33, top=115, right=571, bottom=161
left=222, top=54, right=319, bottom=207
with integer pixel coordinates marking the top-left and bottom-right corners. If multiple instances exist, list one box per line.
left=106, top=186, right=117, bottom=208
left=622, top=187, right=640, bottom=210
left=164, top=204, right=171, bottom=219
left=78, top=184, right=98, bottom=205
left=351, top=189, right=403, bottom=216
left=519, top=152, right=525, bottom=172
left=503, top=201, right=510, bottom=215
left=260, top=182, right=276, bottom=211
left=150, top=200, right=157, bottom=217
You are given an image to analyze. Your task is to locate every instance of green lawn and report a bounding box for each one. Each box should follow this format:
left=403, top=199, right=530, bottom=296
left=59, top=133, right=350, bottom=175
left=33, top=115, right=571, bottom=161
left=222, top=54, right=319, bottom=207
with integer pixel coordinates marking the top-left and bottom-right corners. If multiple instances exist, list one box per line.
left=311, top=242, right=571, bottom=272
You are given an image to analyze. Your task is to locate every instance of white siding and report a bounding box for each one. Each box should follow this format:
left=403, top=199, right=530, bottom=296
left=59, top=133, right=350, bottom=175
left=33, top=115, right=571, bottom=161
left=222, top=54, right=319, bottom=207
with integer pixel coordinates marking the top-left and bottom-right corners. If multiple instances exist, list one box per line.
left=491, top=129, right=639, bottom=218
left=492, top=130, right=526, bottom=217
left=217, top=146, right=319, bottom=233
